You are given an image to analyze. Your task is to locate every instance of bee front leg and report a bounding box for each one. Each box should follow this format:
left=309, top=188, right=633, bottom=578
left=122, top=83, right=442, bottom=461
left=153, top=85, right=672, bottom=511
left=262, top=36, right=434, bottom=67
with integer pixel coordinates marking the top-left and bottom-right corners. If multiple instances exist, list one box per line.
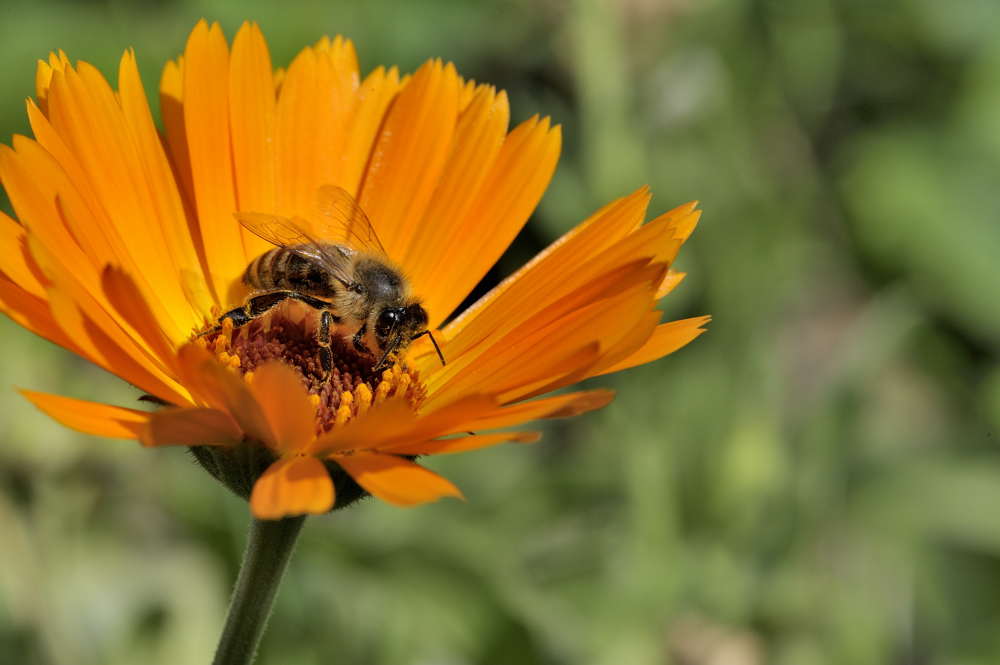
left=318, top=310, right=333, bottom=382
left=352, top=322, right=368, bottom=356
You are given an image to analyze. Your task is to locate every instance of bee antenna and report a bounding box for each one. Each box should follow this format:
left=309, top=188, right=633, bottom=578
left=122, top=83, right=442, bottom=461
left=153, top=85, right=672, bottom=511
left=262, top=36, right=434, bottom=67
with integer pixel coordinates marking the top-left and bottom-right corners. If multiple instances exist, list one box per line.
left=373, top=340, right=398, bottom=372
left=413, top=330, right=446, bottom=367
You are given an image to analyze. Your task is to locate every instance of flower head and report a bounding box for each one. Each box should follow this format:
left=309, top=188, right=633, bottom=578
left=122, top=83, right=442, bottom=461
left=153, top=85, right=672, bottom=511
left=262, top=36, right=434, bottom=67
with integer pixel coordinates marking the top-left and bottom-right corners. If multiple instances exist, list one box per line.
left=0, top=20, right=709, bottom=519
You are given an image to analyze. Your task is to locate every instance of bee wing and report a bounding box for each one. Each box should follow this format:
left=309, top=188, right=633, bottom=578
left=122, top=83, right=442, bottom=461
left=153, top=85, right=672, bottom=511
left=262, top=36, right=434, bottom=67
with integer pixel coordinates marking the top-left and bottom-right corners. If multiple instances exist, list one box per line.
left=314, top=185, right=388, bottom=257
left=234, top=211, right=356, bottom=287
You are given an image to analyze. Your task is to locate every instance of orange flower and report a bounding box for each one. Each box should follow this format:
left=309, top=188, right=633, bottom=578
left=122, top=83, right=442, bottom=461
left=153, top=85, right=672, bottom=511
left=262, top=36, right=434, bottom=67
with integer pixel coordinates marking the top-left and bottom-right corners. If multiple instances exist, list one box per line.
left=0, top=20, right=709, bottom=520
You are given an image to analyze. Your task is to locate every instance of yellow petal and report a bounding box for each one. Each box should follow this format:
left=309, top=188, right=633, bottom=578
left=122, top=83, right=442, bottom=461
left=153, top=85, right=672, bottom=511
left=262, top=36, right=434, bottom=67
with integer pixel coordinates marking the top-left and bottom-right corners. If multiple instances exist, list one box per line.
left=250, top=456, right=335, bottom=519
left=335, top=453, right=463, bottom=506
left=140, top=407, right=242, bottom=447
left=20, top=390, right=149, bottom=439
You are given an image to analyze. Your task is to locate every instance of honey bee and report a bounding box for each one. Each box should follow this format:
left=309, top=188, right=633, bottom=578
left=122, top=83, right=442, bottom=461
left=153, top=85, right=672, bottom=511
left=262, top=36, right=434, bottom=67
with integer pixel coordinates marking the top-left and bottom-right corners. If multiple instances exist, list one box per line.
left=201, top=185, right=444, bottom=377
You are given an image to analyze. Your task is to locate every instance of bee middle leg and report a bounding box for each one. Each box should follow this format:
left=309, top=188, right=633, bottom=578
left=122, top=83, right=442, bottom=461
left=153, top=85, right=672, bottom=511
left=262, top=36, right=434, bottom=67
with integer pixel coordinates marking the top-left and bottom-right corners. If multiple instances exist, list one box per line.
left=318, top=310, right=333, bottom=381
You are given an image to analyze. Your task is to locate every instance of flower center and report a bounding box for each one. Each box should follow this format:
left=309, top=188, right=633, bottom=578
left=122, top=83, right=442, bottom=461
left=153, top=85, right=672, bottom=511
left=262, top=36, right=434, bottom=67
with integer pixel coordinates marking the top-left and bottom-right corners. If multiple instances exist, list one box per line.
left=198, top=309, right=425, bottom=434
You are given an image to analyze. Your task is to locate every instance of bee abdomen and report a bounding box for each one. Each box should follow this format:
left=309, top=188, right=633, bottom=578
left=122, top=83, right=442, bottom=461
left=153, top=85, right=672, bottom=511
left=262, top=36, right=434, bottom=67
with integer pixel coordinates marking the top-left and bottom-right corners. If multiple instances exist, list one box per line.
left=244, top=248, right=331, bottom=293
left=245, top=248, right=285, bottom=290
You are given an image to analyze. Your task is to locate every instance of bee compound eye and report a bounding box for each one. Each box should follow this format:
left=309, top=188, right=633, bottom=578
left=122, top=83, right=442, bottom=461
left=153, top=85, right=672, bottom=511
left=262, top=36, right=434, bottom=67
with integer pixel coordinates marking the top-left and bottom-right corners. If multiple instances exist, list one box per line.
left=407, top=304, right=429, bottom=328
left=375, top=309, right=398, bottom=339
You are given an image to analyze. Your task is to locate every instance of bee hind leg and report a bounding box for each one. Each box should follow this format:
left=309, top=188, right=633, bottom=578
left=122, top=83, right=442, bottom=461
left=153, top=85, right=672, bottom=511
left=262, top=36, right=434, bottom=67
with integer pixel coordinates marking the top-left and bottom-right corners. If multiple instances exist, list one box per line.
left=199, top=291, right=331, bottom=338
left=197, top=306, right=252, bottom=338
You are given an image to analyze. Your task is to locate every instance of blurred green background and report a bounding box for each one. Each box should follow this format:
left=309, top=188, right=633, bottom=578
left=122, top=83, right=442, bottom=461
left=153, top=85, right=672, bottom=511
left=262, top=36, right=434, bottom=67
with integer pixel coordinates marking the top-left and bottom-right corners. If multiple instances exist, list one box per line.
left=2, top=0, right=1000, bottom=663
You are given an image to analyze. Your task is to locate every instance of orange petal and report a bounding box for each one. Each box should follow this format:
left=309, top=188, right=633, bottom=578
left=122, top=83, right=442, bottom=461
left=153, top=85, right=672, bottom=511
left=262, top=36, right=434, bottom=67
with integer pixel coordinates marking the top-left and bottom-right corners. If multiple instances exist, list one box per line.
left=334, top=453, right=463, bottom=506
left=427, top=275, right=658, bottom=403
left=359, top=59, right=459, bottom=258
left=229, top=21, right=278, bottom=261
left=656, top=270, right=686, bottom=299
left=248, top=362, right=317, bottom=455
left=452, top=389, right=616, bottom=433
left=0, top=276, right=78, bottom=353
left=117, top=49, right=213, bottom=319
left=442, top=186, right=650, bottom=345
left=0, top=139, right=102, bottom=292
left=24, top=234, right=187, bottom=403
left=140, top=407, right=242, bottom=447
left=0, top=211, right=47, bottom=299
left=275, top=37, right=360, bottom=217
left=43, top=61, right=197, bottom=336
left=424, top=258, right=662, bottom=381
left=398, top=85, right=508, bottom=270
left=159, top=56, right=197, bottom=229
left=596, top=315, right=711, bottom=376
left=20, top=390, right=149, bottom=439
left=101, top=266, right=181, bottom=376
left=250, top=456, right=335, bottom=519
left=183, top=20, right=245, bottom=302
left=34, top=50, right=72, bottom=117
left=338, top=65, right=402, bottom=196
left=586, top=309, right=662, bottom=377
left=19, top=108, right=123, bottom=276
left=308, top=399, right=418, bottom=456
left=309, top=394, right=496, bottom=457
left=423, top=115, right=561, bottom=327
left=376, top=394, right=497, bottom=449
left=176, top=343, right=275, bottom=446
left=384, top=430, right=540, bottom=456
left=661, top=202, right=700, bottom=242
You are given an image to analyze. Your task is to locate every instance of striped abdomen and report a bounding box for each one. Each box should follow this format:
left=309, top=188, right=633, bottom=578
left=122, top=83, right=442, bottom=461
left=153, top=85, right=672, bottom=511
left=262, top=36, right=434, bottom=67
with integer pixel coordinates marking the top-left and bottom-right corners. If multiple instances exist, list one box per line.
left=244, top=247, right=337, bottom=296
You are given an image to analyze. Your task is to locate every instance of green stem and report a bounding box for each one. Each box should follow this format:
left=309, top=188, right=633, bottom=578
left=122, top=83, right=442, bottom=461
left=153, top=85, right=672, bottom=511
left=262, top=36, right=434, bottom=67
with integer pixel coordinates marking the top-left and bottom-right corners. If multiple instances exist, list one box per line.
left=213, top=516, right=306, bottom=665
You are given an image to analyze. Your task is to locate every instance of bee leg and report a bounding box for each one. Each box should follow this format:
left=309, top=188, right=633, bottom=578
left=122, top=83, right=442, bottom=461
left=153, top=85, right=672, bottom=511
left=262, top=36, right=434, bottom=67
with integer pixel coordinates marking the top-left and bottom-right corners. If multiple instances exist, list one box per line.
left=199, top=291, right=331, bottom=338
left=352, top=323, right=368, bottom=355
left=197, top=306, right=253, bottom=338
left=318, top=310, right=333, bottom=382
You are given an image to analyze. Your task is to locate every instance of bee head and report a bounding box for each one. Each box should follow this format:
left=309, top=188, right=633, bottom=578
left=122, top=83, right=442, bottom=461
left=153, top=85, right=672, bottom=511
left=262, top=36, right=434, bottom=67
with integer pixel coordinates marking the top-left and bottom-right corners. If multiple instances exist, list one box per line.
left=371, top=303, right=429, bottom=371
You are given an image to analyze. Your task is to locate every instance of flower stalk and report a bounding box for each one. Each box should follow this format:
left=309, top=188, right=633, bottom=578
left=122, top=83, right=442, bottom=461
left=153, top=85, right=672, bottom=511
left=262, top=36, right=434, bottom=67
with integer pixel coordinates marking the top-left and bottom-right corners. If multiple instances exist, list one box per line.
left=213, top=516, right=306, bottom=665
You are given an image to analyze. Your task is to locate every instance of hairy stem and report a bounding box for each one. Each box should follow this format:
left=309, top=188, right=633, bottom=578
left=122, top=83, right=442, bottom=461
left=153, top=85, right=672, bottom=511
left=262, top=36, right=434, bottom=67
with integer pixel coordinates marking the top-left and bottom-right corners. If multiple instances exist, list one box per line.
left=213, top=516, right=306, bottom=665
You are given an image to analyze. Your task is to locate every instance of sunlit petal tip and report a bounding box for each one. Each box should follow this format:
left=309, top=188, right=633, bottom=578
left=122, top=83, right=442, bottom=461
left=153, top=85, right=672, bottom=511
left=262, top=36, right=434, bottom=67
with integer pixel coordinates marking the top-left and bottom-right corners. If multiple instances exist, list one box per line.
left=336, top=453, right=464, bottom=506
left=250, top=456, right=335, bottom=520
